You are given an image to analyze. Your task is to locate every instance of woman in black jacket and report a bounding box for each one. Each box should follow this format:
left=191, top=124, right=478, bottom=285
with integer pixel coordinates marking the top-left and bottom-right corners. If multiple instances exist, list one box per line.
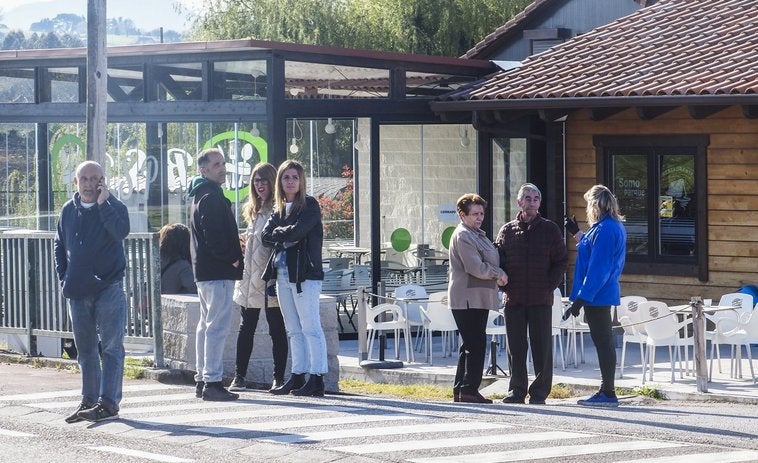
left=262, top=160, right=326, bottom=397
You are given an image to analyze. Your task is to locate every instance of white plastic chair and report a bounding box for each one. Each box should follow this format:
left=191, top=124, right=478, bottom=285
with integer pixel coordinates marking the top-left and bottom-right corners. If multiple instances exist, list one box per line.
left=486, top=309, right=509, bottom=374
left=639, top=301, right=693, bottom=384
left=705, top=293, right=750, bottom=376
left=561, top=304, right=590, bottom=368
left=718, top=292, right=754, bottom=316
left=393, top=284, right=429, bottom=358
left=419, top=292, right=458, bottom=365
left=551, top=289, right=566, bottom=371
left=710, top=308, right=757, bottom=382
left=366, top=303, right=413, bottom=362
left=616, top=295, right=648, bottom=378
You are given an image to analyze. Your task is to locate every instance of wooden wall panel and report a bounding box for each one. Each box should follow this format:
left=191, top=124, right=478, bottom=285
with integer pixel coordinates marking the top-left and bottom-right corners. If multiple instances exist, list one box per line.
left=564, top=105, right=758, bottom=303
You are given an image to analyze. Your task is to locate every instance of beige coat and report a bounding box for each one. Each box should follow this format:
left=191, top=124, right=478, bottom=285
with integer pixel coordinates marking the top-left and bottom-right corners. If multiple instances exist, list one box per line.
left=447, top=222, right=505, bottom=310
left=233, top=205, right=278, bottom=308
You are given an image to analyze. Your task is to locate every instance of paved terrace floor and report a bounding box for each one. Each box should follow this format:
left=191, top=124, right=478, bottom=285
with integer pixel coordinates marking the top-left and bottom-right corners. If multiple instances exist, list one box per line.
left=337, top=334, right=758, bottom=404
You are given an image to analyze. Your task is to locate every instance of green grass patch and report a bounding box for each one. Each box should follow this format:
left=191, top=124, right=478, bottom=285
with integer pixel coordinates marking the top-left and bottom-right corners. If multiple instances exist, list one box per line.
left=339, top=379, right=453, bottom=400
left=339, top=380, right=582, bottom=401
left=617, top=385, right=667, bottom=400
left=125, top=357, right=154, bottom=368
left=548, top=383, right=573, bottom=399
left=124, top=365, right=146, bottom=380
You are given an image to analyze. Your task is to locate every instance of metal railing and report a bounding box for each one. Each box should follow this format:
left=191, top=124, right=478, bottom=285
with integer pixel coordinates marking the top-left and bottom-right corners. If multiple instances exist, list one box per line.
left=0, top=229, right=162, bottom=366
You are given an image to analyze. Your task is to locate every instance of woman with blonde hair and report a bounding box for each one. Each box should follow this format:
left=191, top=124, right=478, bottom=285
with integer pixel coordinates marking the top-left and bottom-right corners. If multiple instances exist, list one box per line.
left=262, top=160, right=326, bottom=397
left=566, top=184, right=626, bottom=407
left=229, top=162, right=288, bottom=392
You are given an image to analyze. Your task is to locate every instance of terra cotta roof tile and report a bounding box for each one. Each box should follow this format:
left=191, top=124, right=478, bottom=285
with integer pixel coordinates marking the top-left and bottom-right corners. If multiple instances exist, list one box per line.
left=445, top=0, right=758, bottom=102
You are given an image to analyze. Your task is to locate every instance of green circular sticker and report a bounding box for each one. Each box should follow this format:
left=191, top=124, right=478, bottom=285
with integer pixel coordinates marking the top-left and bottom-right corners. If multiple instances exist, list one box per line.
left=441, top=226, right=455, bottom=249
left=202, top=130, right=268, bottom=203
left=390, top=228, right=412, bottom=252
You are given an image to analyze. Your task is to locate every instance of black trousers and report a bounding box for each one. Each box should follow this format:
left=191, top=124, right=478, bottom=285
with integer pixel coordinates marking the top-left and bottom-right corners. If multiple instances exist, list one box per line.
left=451, top=308, right=489, bottom=393
left=584, top=305, right=616, bottom=394
left=235, top=306, right=288, bottom=382
left=505, top=304, right=553, bottom=401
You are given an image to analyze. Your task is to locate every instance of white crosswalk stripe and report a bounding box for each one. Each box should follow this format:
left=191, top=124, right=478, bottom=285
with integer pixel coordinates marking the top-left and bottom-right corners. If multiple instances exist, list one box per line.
left=187, top=413, right=423, bottom=435
left=259, top=421, right=511, bottom=443
left=87, top=446, right=194, bottom=463
left=0, top=383, right=182, bottom=402
left=3, top=384, right=754, bottom=463
left=407, top=440, right=684, bottom=463
left=27, top=393, right=197, bottom=410
left=614, top=451, right=758, bottom=463
left=138, top=404, right=360, bottom=425
left=329, top=431, right=591, bottom=454
left=0, top=428, right=36, bottom=437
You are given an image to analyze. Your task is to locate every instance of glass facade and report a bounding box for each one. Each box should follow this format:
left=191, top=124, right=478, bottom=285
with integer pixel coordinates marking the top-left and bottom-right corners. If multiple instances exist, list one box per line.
left=492, top=137, right=527, bottom=227
left=0, top=41, right=498, bottom=324
left=0, top=124, right=38, bottom=229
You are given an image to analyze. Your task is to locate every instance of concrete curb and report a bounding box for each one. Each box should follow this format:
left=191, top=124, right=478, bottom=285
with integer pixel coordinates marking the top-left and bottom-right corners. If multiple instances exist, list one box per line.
left=339, top=362, right=758, bottom=405
left=3, top=352, right=755, bottom=404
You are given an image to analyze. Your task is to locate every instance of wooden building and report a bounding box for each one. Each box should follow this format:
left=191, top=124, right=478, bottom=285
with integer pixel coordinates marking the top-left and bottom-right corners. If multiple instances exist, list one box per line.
left=434, top=0, right=758, bottom=303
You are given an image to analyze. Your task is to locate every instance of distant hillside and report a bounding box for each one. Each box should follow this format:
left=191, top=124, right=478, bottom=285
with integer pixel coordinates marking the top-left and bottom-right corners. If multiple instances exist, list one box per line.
left=26, top=13, right=185, bottom=45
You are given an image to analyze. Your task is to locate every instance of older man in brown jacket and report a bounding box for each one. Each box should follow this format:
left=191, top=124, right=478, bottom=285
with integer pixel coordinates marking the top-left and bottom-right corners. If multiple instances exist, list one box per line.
left=495, top=183, right=568, bottom=405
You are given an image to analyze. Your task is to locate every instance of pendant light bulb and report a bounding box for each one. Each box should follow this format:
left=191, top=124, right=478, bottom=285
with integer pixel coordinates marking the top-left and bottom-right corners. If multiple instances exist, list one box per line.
left=460, top=128, right=470, bottom=147
left=324, top=118, right=336, bottom=134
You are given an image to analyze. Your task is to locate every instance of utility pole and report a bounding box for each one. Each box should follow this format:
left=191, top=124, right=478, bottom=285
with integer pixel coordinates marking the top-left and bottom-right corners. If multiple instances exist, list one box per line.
left=86, top=0, right=107, bottom=164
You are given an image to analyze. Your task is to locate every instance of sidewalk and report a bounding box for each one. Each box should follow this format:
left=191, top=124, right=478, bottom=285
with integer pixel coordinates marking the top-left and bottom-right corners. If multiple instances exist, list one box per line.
left=337, top=335, right=758, bottom=404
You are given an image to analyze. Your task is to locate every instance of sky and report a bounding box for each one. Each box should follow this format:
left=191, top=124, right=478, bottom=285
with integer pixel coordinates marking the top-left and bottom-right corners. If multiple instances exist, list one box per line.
left=0, top=0, right=202, bottom=33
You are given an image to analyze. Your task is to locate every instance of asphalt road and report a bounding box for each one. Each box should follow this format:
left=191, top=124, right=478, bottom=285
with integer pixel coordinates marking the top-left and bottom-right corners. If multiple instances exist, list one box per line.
left=1, top=362, right=757, bottom=463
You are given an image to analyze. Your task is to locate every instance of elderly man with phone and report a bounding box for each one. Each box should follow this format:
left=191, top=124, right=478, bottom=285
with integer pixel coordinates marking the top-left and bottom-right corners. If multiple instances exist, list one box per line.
left=54, top=160, right=130, bottom=423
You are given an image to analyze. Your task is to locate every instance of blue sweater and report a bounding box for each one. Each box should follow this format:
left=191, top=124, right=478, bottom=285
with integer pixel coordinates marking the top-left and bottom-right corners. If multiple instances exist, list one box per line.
left=570, top=214, right=626, bottom=306
left=54, top=193, right=130, bottom=300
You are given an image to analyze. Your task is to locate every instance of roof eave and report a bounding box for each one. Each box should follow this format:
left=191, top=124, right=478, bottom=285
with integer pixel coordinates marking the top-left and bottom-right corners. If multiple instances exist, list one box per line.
left=431, top=94, right=758, bottom=113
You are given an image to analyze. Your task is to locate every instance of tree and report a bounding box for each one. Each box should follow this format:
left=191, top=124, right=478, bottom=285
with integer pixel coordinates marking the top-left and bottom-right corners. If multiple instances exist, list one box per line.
left=2, top=30, right=24, bottom=50
left=184, top=0, right=532, bottom=57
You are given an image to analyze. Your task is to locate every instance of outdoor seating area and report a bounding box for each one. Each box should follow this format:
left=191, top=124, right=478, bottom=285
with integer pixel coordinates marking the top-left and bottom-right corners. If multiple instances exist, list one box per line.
left=346, top=286, right=758, bottom=394
left=323, top=241, right=451, bottom=335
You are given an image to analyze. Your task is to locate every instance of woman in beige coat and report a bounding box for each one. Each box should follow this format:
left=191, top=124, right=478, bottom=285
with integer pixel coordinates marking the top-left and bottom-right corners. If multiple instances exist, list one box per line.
left=448, top=193, right=508, bottom=404
left=229, top=163, right=288, bottom=392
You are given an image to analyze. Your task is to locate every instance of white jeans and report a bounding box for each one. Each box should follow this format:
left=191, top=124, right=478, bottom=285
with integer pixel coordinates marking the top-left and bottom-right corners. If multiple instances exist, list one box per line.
left=276, top=267, right=327, bottom=375
left=195, top=280, right=235, bottom=383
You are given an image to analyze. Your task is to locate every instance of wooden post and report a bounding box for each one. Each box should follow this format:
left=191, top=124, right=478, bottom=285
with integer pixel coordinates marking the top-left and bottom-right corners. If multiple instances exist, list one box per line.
left=86, top=0, right=107, bottom=164
left=150, top=232, right=164, bottom=368
left=691, top=296, right=708, bottom=393
left=357, top=287, right=367, bottom=361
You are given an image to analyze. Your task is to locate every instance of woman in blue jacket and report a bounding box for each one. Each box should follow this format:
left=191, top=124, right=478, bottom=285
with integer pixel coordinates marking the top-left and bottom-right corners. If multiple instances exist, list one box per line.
left=567, top=184, right=626, bottom=407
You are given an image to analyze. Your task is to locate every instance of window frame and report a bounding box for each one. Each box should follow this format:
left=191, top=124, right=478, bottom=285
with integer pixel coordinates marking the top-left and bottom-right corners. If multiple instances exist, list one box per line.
left=594, top=134, right=709, bottom=281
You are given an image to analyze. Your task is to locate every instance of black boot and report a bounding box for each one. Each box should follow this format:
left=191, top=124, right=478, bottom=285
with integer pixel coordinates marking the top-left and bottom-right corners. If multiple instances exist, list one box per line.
left=202, top=382, right=239, bottom=401
left=195, top=381, right=204, bottom=398
left=269, top=373, right=305, bottom=395
left=291, top=374, right=325, bottom=397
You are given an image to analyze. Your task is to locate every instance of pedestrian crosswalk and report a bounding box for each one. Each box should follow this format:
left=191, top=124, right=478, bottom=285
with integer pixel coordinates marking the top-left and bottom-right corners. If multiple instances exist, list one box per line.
left=1, top=384, right=757, bottom=463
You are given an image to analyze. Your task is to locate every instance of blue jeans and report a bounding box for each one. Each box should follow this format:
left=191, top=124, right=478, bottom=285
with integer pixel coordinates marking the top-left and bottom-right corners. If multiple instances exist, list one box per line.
left=276, top=267, right=327, bottom=375
left=195, top=280, right=235, bottom=383
left=68, top=282, right=126, bottom=412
